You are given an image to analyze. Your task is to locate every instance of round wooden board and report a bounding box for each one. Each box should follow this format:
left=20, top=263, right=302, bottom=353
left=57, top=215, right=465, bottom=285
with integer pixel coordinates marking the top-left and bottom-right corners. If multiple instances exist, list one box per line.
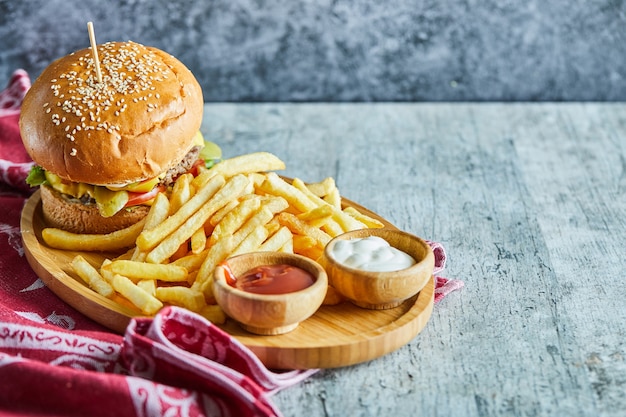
left=20, top=189, right=434, bottom=369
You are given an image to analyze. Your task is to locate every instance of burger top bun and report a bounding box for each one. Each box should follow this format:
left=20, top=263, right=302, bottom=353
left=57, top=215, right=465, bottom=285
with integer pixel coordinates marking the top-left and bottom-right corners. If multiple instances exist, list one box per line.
left=19, top=41, right=203, bottom=185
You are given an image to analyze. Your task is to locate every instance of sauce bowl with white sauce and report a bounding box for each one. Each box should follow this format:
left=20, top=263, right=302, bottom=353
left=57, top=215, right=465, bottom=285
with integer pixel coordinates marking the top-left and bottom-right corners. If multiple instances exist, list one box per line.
left=322, top=229, right=435, bottom=309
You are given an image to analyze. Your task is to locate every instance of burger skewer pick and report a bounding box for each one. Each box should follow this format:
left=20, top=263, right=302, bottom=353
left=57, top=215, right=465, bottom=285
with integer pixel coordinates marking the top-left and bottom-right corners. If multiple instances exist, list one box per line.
left=20, top=26, right=221, bottom=235
left=87, top=22, right=103, bottom=84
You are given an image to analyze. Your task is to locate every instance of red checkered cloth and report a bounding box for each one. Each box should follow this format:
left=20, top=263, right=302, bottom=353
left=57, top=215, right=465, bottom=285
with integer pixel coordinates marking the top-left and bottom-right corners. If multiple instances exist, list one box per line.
left=0, top=70, right=462, bottom=417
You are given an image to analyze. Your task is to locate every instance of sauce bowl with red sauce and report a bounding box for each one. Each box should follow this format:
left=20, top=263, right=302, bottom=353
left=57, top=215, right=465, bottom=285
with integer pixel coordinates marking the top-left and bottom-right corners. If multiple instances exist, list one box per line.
left=321, top=228, right=435, bottom=310
left=212, top=252, right=327, bottom=335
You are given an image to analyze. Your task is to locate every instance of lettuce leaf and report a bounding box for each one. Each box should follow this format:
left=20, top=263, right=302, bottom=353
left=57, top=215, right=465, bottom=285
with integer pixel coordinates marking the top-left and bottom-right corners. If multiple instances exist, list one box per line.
left=25, top=165, right=47, bottom=187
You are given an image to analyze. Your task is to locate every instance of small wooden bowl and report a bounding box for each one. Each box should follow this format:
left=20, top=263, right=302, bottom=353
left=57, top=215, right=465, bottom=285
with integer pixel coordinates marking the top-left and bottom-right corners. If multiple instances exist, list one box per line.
left=321, top=228, right=434, bottom=309
left=212, top=252, right=328, bottom=335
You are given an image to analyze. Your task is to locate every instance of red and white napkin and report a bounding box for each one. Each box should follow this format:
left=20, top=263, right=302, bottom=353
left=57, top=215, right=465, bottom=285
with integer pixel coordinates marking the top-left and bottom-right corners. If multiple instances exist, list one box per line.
left=0, top=69, right=34, bottom=195
left=0, top=70, right=462, bottom=416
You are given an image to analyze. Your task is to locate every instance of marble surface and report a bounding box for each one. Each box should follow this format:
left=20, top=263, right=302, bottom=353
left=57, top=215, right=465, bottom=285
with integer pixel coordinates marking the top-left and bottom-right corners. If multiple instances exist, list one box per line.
left=1, top=0, right=625, bottom=101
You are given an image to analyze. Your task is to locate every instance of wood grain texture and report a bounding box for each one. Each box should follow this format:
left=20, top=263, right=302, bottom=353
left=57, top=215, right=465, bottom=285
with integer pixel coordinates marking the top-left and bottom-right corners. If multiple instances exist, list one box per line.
left=201, top=103, right=626, bottom=417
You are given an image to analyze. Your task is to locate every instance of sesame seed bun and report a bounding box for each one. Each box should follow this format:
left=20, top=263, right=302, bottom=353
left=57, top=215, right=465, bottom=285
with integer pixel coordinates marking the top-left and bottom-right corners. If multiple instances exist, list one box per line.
left=19, top=41, right=203, bottom=185
left=39, top=184, right=150, bottom=235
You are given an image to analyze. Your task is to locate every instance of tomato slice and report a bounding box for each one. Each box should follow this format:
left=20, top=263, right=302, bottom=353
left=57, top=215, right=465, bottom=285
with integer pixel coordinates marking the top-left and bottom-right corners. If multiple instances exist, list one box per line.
left=125, top=185, right=165, bottom=207
left=189, top=158, right=206, bottom=177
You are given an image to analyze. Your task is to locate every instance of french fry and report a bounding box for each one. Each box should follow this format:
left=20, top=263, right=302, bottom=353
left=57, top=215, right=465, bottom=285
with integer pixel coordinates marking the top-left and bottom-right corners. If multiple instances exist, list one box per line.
left=262, top=196, right=290, bottom=214
left=198, top=304, right=226, bottom=324
left=231, top=206, right=275, bottom=249
left=136, top=174, right=226, bottom=251
left=193, top=236, right=235, bottom=295
left=42, top=218, right=146, bottom=252
left=279, top=238, right=294, bottom=253
left=241, top=175, right=256, bottom=195
left=207, top=152, right=286, bottom=179
left=277, top=212, right=332, bottom=247
left=343, top=206, right=385, bottom=228
left=146, top=175, right=249, bottom=263
left=172, top=250, right=208, bottom=273
left=114, top=247, right=136, bottom=261
left=137, top=279, right=157, bottom=296
left=209, top=196, right=262, bottom=245
left=258, top=172, right=317, bottom=213
left=170, top=241, right=190, bottom=261
left=103, top=260, right=188, bottom=282
left=264, top=217, right=281, bottom=236
left=132, top=193, right=170, bottom=261
left=297, top=246, right=323, bottom=260
left=258, top=226, right=293, bottom=252
left=190, top=227, right=207, bottom=254
left=297, top=205, right=334, bottom=228
left=155, top=286, right=205, bottom=312
left=277, top=176, right=344, bottom=235
left=190, top=166, right=216, bottom=190
left=291, top=177, right=366, bottom=232
left=323, top=186, right=342, bottom=209
left=231, top=224, right=270, bottom=256
left=292, top=234, right=320, bottom=252
left=306, top=177, right=336, bottom=197
left=186, top=270, right=198, bottom=286
left=248, top=172, right=266, bottom=189
left=71, top=255, right=114, bottom=298
left=169, top=173, right=193, bottom=214
left=209, top=198, right=240, bottom=227
left=100, top=259, right=114, bottom=282
left=112, top=274, right=163, bottom=315
left=292, top=234, right=324, bottom=260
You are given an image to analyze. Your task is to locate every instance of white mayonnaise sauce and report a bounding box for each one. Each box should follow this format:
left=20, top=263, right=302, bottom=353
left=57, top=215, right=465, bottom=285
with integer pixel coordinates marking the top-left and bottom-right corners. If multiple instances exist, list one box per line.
left=329, top=236, right=416, bottom=272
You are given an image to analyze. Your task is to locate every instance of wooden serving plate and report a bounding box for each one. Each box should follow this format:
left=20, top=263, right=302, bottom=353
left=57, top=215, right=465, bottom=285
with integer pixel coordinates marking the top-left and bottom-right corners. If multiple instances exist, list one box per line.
left=20, top=189, right=434, bottom=369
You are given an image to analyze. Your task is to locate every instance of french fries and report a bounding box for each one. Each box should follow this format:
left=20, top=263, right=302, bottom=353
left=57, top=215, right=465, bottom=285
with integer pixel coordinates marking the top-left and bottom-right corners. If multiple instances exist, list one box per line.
left=206, top=152, right=286, bottom=179
left=54, top=151, right=383, bottom=320
left=71, top=255, right=114, bottom=298
left=102, top=260, right=188, bottom=283
left=111, top=274, right=163, bottom=315
left=145, top=174, right=249, bottom=264
left=43, top=218, right=146, bottom=252
left=136, top=175, right=226, bottom=252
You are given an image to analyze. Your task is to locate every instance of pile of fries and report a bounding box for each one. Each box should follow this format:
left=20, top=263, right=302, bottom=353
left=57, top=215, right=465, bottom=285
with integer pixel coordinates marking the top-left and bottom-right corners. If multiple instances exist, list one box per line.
left=42, top=152, right=383, bottom=322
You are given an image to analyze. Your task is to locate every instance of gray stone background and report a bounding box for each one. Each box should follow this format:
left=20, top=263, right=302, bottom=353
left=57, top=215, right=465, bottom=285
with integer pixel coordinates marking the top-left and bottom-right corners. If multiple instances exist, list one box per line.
left=1, top=0, right=625, bottom=102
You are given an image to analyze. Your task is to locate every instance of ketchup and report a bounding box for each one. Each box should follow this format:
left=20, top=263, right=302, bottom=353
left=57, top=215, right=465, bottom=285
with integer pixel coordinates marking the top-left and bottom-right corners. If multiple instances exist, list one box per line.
left=227, top=264, right=315, bottom=295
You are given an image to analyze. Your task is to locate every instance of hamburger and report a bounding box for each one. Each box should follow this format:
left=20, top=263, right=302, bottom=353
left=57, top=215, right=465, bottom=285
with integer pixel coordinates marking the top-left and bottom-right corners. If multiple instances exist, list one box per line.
left=20, top=41, right=219, bottom=234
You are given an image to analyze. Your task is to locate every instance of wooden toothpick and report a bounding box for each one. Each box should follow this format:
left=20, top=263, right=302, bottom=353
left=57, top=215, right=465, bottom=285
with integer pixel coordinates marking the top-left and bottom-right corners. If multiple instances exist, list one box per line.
left=87, top=21, right=103, bottom=83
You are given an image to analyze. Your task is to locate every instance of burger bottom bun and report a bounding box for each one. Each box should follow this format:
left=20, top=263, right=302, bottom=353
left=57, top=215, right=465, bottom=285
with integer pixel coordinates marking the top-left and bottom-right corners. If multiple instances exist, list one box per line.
left=40, top=185, right=149, bottom=235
